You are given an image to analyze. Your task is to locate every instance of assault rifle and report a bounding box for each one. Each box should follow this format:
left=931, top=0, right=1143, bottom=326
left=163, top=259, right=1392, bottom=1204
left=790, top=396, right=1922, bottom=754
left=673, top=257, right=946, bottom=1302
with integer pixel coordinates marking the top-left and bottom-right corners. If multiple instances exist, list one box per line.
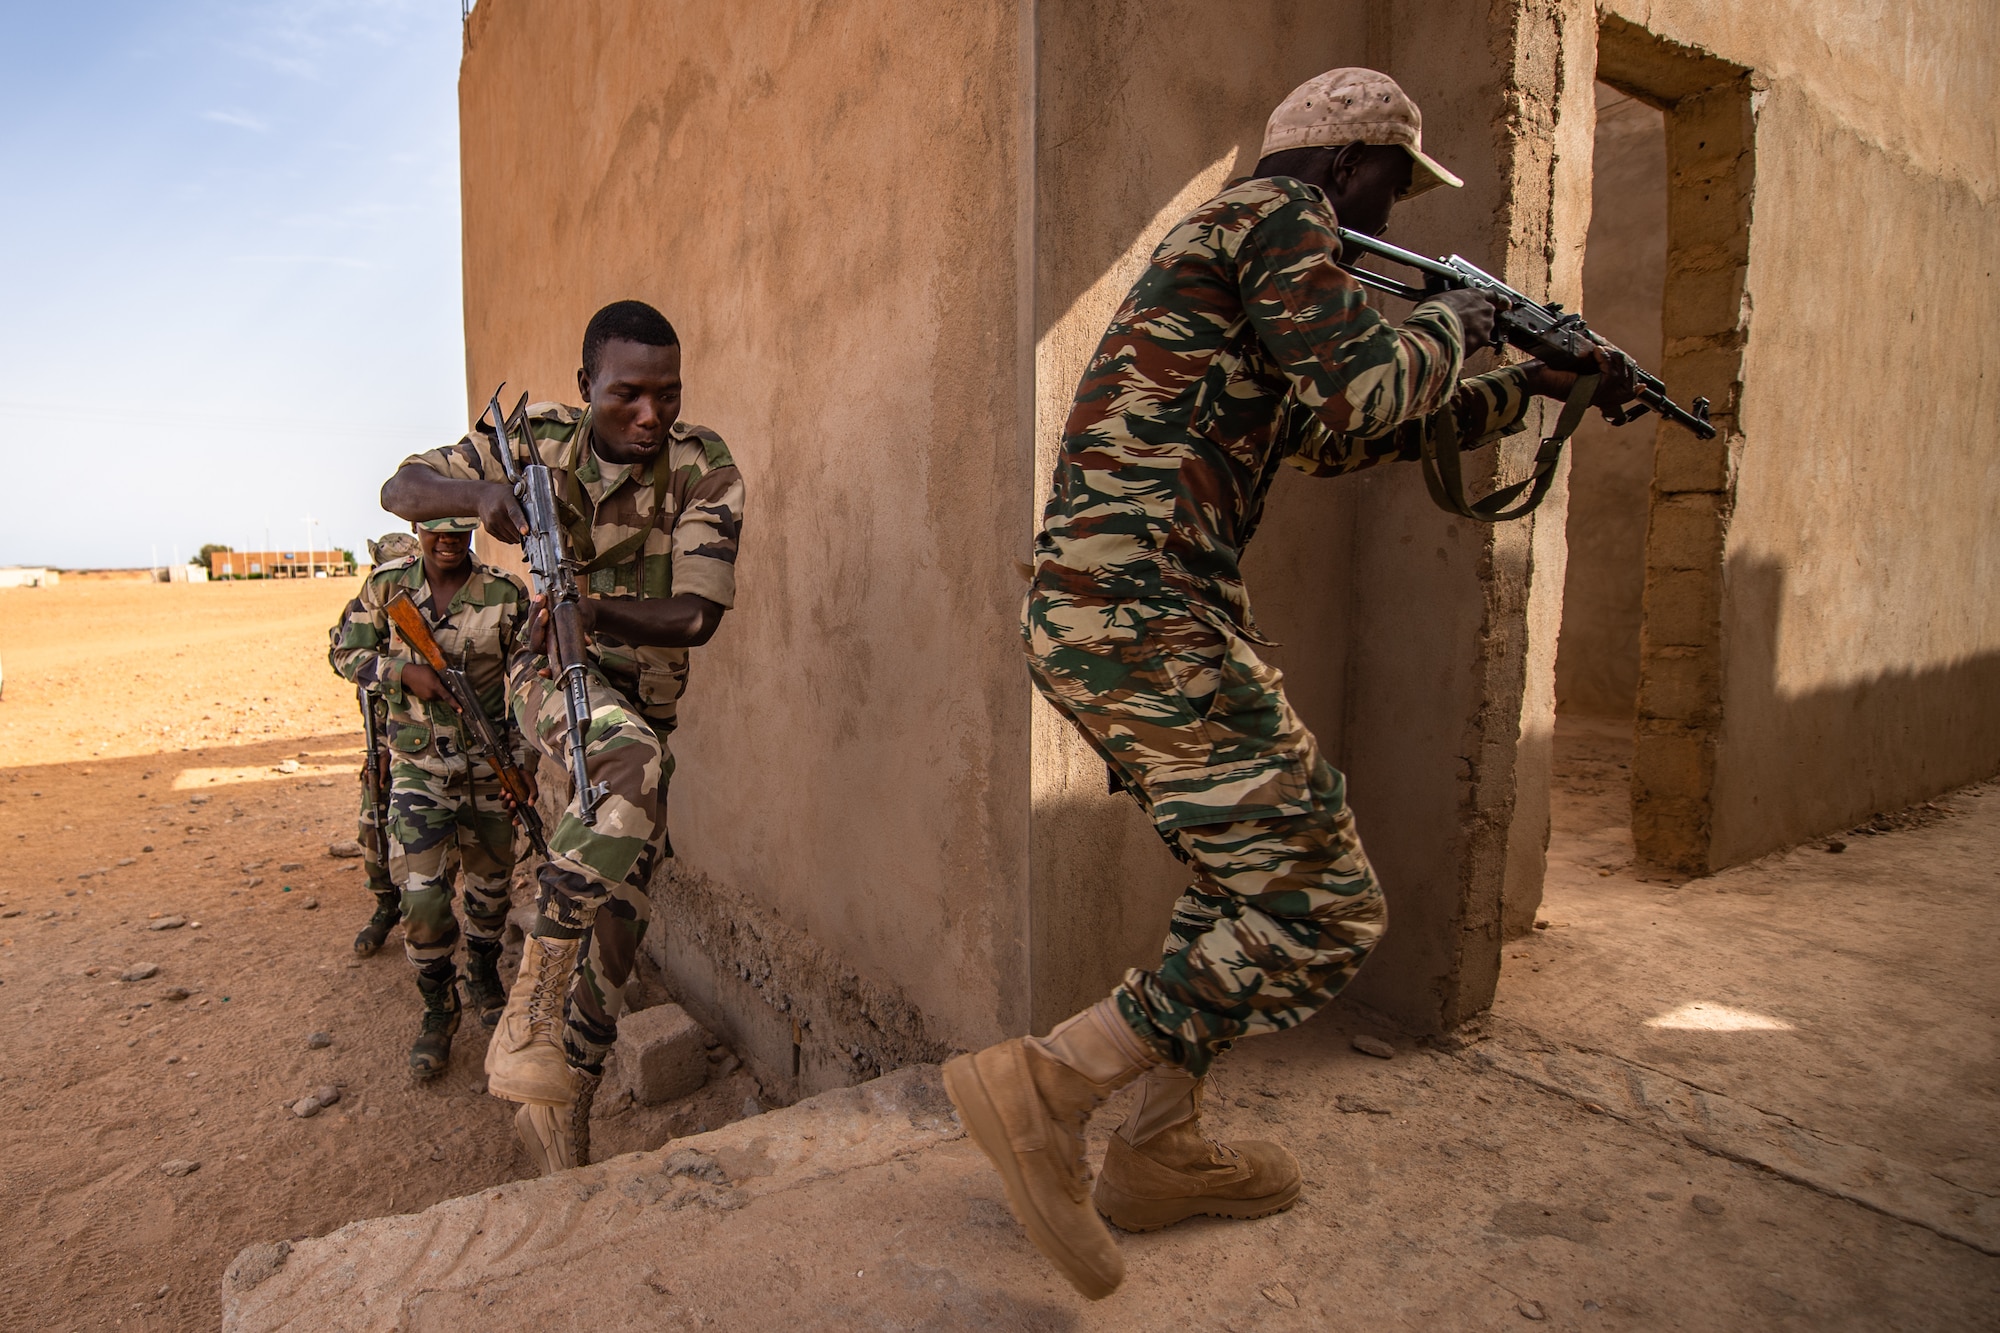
left=383, top=590, right=551, bottom=859
left=1335, top=227, right=1716, bottom=522
left=357, top=685, right=390, bottom=866
left=480, top=387, right=609, bottom=825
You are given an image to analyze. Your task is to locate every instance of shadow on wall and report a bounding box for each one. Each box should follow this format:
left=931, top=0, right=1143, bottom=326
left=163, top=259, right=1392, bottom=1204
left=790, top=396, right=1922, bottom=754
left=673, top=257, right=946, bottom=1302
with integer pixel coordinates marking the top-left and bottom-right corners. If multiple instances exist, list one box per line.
left=1636, top=553, right=2000, bottom=871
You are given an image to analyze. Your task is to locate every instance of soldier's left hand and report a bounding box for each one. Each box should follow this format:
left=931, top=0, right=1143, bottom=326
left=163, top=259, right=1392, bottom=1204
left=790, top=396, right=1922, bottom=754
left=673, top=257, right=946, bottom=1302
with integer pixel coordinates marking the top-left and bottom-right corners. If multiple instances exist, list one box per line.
left=1525, top=341, right=1638, bottom=411
left=1581, top=338, right=1640, bottom=411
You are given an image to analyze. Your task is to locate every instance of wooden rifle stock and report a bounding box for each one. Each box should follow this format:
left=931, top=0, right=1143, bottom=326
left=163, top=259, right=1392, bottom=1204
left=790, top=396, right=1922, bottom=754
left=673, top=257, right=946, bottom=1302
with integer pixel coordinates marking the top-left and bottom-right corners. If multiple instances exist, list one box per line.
left=383, top=591, right=550, bottom=859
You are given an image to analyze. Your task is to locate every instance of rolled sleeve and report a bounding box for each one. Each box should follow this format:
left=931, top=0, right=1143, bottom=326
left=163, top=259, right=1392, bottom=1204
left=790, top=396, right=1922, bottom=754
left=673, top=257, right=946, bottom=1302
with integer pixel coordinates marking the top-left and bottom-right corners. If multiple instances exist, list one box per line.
left=670, top=466, right=745, bottom=609
left=401, top=434, right=494, bottom=483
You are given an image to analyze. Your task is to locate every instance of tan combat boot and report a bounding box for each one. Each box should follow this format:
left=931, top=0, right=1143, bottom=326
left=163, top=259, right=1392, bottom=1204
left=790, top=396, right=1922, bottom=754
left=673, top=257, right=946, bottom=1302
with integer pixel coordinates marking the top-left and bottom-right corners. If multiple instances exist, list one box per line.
left=1092, top=1065, right=1301, bottom=1231
left=484, top=934, right=580, bottom=1106
left=942, top=999, right=1158, bottom=1300
left=512, top=1069, right=601, bottom=1176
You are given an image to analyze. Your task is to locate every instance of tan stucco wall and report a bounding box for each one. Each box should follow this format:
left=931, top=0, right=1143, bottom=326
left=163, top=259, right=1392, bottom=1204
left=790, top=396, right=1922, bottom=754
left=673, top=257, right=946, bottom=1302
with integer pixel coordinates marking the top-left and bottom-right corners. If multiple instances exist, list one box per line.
left=459, top=0, right=1035, bottom=1086
left=456, top=0, right=1995, bottom=1069
left=1027, top=1, right=1368, bottom=1030
left=1598, top=0, right=2000, bottom=868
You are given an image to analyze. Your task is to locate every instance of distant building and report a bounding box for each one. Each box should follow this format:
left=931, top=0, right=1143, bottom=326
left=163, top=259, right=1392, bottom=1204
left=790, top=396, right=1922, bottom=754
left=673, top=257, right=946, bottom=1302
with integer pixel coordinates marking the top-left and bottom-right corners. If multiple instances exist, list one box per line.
left=209, top=550, right=356, bottom=580
left=159, top=565, right=209, bottom=584
left=0, top=567, right=59, bottom=588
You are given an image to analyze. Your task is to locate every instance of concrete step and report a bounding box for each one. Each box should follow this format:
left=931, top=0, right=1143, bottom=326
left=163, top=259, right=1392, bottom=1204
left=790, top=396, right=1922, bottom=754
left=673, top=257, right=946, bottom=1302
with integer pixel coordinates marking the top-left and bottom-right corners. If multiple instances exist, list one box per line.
left=222, top=1064, right=963, bottom=1332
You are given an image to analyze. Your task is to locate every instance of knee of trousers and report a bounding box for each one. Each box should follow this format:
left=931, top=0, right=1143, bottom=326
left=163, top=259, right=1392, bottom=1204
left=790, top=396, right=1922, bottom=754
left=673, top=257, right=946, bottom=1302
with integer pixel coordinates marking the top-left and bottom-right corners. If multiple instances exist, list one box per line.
left=399, top=886, right=459, bottom=947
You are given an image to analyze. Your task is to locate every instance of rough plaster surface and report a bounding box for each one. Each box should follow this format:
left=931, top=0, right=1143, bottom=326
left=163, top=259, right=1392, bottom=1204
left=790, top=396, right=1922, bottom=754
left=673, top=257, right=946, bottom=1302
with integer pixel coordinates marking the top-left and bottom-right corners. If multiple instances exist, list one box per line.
left=458, top=0, right=1035, bottom=1067
left=1598, top=1, right=2000, bottom=870
left=645, top=865, right=951, bottom=1104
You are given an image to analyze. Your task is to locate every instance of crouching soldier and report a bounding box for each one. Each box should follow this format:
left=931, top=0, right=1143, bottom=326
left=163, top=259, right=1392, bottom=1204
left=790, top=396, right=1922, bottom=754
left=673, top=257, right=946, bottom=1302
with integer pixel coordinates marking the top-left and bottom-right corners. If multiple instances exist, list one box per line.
left=380, top=300, right=744, bottom=1171
left=330, top=518, right=532, bottom=1079
left=335, top=530, right=422, bottom=957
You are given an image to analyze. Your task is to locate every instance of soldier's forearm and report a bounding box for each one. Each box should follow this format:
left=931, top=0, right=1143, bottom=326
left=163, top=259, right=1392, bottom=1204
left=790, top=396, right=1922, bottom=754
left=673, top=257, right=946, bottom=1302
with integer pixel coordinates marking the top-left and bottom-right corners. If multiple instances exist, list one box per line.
left=588, top=593, right=726, bottom=649
left=381, top=464, right=492, bottom=524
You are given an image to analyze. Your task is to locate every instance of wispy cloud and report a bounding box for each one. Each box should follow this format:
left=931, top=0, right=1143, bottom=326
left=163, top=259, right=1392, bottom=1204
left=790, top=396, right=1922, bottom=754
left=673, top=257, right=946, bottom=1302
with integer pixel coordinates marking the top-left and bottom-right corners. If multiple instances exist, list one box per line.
left=202, top=108, right=271, bottom=133
left=230, top=253, right=371, bottom=269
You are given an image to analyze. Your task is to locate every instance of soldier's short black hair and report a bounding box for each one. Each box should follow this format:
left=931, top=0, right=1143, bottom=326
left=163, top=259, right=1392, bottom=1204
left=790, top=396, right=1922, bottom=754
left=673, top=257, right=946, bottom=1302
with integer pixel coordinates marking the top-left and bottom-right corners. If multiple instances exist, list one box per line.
left=582, top=300, right=679, bottom=381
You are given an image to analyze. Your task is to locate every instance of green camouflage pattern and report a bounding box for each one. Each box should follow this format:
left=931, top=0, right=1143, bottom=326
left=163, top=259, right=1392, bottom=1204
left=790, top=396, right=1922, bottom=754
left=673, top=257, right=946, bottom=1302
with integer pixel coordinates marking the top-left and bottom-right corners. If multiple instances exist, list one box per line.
left=1034, top=174, right=1533, bottom=630
left=508, top=660, right=674, bottom=1071
left=329, top=586, right=398, bottom=904
left=403, top=403, right=745, bottom=729
left=1028, top=175, right=1534, bottom=1072
left=329, top=552, right=528, bottom=980
left=387, top=756, right=515, bottom=978
left=327, top=554, right=531, bottom=777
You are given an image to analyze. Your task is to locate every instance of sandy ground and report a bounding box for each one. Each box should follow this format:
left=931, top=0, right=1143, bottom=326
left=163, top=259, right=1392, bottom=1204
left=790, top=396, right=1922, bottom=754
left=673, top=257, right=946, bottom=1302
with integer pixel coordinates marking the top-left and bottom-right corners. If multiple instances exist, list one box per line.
left=228, top=713, right=2000, bottom=1332
left=0, top=580, right=761, bottom=1332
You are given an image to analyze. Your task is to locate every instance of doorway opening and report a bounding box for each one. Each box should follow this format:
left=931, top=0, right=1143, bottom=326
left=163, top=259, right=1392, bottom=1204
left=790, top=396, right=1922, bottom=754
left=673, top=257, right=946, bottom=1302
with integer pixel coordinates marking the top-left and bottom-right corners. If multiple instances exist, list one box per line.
left=1548, top=80, right=1667, bottom=883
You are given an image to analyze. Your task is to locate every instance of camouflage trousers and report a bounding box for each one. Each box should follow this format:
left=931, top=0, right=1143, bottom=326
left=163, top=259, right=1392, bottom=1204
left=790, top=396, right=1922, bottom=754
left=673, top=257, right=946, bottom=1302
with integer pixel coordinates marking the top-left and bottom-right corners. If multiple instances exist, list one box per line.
left=1026, top=588, right=1387, bottom=1077
left=357, top=773, right=395, bottom=901
left=509, top=659, right=674, bottom=1073
left=386, top=758, right=516, bottom=981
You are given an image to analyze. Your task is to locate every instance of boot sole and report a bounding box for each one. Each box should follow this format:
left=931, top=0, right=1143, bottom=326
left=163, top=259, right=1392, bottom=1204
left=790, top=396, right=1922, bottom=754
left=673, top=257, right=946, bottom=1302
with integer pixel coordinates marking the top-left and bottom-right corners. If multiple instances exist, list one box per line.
left=1093, top=1177, right=1301, bottom=1233
left=514, top=1105, right=556, bottom=1176
left=942, top=1053, right=1122, bottom=1301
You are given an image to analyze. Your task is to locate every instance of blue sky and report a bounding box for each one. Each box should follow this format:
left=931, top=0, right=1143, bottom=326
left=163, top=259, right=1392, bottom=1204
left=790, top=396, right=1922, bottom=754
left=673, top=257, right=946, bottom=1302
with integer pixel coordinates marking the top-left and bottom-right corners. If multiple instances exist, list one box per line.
left=0, top=1, right=468, bottom=568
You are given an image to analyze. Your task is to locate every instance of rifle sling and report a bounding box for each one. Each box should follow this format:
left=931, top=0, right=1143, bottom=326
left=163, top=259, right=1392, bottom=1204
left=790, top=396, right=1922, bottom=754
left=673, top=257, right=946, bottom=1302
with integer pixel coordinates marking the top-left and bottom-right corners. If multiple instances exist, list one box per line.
left=1419, top=372, right=1598, bottom=524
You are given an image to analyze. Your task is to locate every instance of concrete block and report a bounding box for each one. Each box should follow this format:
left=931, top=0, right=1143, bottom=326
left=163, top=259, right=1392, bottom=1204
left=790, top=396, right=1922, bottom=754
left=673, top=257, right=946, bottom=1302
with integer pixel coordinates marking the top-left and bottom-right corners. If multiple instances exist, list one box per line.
left=1647, top=494, right=1727, bottom=571
left=1642, top=567, right=1722, bottom=649
left=612, top=1003, right=711, bottom=1105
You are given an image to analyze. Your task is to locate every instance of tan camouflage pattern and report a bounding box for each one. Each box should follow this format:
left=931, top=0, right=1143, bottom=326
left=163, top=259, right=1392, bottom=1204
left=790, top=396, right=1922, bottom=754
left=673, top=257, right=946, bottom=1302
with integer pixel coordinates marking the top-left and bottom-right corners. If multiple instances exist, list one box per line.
left=327, top=554, right=531, bottom=777
left=508, top=661, right=673, bottom=1072
left=329, top=591, right=398, bottom=905
left=387, top=756, right=515, bottom=978
left=329, top=553, right=529, bottom=981
left=403, top=403, right=745, bottom=729
left=1029, top=175, right=1533, bottom=1072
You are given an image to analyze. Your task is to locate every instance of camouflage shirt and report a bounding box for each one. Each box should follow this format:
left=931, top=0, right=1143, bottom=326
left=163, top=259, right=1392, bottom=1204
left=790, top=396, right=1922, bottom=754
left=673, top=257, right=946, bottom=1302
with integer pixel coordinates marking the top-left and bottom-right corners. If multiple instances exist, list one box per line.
left=1035, top=175, right=1534, bottom=626
left=328, top=554, right=531, bottom=775
left=402, top=405, right=745, bottom=728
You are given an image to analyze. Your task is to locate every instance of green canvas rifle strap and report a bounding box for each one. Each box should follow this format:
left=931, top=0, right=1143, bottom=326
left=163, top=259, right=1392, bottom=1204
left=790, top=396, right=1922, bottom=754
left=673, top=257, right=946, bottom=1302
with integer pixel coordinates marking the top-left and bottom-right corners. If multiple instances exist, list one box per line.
left=1419, top=371, right=1599, bottom=523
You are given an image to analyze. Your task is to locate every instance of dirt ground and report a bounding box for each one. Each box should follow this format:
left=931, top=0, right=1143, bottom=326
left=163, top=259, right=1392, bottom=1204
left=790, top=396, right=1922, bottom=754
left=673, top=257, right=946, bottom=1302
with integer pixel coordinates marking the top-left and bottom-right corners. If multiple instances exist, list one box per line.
left=0, top=580, right=762, bottom=1332
left=6, top=583, right=1996, bottom=1330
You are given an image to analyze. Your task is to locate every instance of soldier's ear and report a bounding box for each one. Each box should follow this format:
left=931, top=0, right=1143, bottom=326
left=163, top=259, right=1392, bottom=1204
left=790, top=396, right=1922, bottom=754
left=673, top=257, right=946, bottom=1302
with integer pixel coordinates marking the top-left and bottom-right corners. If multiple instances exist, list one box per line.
left=576, top=364, right=591, bottom=404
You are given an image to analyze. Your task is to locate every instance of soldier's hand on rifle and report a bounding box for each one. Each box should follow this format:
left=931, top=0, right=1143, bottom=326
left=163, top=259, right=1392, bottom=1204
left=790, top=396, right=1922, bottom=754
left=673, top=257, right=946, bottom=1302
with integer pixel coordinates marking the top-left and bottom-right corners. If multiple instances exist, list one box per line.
left=476, top=481, right=532, bottom=546
left=1430, top=288, right=1510, bottom=354
left=502, top=766, right=539, bottom=813
left=528, top=594, right=594, bottom=675
left=1524, top=340, right=1640, bottom=412
left=402, top=662, right=450, bottom=703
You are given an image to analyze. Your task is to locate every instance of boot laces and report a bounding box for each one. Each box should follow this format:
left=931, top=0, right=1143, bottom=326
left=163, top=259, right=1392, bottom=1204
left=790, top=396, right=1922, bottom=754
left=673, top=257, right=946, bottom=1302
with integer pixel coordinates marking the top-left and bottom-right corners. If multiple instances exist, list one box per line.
left=524, top=941, right=569, bottom=1036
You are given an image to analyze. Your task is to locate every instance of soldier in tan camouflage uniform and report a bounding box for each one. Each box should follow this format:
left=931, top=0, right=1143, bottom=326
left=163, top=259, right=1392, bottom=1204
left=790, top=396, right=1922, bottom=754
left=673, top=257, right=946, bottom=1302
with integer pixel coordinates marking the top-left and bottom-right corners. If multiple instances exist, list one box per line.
left=338, top=531, right=422, bottom=958
left=381, top=300, right=744, bottom=1172
left=330, top=519, right=532, bottom=1079
left=943, top=69, right=1634, bottom=1299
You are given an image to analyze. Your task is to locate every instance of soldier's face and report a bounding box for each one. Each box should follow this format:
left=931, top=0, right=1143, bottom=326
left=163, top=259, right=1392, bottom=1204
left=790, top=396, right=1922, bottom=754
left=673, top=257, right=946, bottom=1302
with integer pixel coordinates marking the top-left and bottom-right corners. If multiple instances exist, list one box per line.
left=1325, top=144, right=1415, bottom=240
left=581, top=339, right=683, bottom=465
left=419, top=530, right=471, bottom=573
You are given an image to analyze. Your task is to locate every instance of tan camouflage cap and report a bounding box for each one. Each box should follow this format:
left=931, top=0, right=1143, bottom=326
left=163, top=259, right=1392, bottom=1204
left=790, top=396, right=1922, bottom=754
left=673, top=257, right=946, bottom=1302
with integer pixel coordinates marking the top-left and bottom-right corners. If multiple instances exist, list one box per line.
left=368, top=531, right=419, bottom=563
left=416, top=516, right=479, bottom=534
left=1260, top=68, right=1463, bottom=198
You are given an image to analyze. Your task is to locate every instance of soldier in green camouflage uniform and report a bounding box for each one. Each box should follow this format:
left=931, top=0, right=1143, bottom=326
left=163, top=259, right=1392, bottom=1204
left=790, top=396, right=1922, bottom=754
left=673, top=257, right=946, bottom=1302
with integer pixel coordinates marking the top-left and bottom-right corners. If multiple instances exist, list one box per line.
left=382, top=300, right=743, bottom=1171
left=330, top=519, right=531, bottom=1079
left=944, top=69, right=1632, bottom=1299
left=337, top=531, right=421, bottom=957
